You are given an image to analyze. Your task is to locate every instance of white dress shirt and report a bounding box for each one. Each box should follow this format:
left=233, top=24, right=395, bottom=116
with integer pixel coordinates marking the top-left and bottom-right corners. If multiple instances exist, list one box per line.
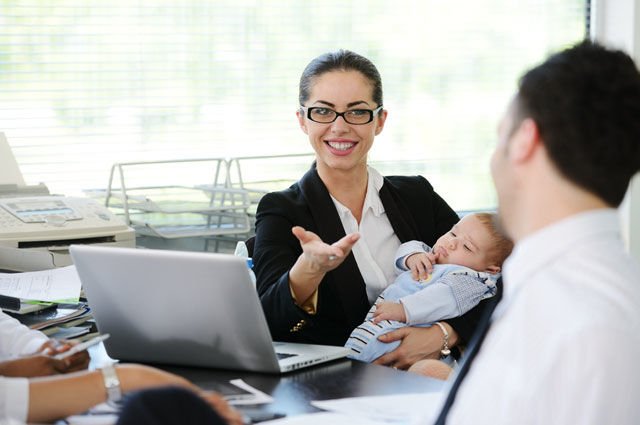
left=331, top=167, right=401, bottom=303
left=1, top=311, right=50, bottom=424
left=447, top=209, right=640, bottom=424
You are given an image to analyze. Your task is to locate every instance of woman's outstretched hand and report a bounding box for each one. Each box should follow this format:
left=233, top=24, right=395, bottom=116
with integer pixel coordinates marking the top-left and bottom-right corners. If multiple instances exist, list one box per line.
left=288, top=226, right=360, bottom=305
left=291, top=226, right=360, bottom=273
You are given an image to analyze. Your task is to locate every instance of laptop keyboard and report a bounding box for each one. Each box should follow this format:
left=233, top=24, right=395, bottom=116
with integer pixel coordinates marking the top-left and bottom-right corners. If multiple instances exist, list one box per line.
left=276, top=352, right=298, bottom=360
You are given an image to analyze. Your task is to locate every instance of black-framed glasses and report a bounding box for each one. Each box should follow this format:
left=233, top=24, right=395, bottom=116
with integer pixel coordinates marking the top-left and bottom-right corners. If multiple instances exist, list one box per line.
left=300, top=105, right=383, bottom=125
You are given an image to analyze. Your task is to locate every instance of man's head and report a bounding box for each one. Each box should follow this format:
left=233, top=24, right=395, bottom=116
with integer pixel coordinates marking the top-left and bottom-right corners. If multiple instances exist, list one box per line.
left=491, top=41, right=640, bottom=238
left=432, top=213, right=513, bottom=274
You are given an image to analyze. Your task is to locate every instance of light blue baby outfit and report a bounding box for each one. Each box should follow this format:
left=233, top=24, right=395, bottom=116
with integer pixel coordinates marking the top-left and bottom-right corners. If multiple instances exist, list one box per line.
left=345, top=241, right=499, bottom=362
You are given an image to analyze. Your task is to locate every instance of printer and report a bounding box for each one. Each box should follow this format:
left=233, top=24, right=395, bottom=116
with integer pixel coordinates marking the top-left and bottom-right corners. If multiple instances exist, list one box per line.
left=0, top=133, right=135, bottom=271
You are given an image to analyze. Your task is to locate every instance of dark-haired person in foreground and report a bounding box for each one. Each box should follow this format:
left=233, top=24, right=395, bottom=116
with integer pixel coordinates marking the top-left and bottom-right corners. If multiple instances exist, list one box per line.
left=441, top=41, right=640, bottom=424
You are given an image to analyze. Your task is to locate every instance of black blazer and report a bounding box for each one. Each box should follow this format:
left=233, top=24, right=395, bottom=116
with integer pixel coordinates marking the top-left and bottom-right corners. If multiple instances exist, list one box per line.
left=253, top=166, right=487, bottom=346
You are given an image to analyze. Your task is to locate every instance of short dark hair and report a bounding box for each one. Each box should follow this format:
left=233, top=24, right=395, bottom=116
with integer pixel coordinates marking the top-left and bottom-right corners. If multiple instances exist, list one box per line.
left=514, top=40, right=640, bottom=206
left=298, top=49, right=383, bottom=106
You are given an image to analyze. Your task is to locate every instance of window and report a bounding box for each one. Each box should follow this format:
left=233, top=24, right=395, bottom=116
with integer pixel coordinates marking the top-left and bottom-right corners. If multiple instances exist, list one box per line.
left=0, top=1, right=587, bottom=211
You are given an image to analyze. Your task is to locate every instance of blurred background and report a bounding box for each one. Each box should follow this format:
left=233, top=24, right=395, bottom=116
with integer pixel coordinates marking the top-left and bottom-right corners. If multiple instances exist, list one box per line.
left=0, top=0, right=587, bottom=213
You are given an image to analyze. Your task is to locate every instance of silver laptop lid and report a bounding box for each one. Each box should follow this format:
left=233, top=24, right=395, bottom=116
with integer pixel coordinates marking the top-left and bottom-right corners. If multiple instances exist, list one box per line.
left=70, top=245, right=281, bottom=373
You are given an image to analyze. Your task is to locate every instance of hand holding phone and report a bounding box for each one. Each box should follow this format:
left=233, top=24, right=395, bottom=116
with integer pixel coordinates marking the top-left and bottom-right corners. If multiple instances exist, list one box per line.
left=53, top=334, right=110, bottom=360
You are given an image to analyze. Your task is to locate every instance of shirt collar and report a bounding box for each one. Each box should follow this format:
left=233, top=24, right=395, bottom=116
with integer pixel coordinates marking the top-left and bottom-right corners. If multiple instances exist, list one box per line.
left=332, top=166, right=385, bottom=218
left=363, top=166, right=385, bottom=217
left=503, top=208, right=622, bottom=300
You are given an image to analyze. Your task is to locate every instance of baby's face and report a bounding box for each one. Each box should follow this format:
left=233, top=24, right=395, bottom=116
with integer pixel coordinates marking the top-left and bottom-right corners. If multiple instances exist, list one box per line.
left=432, top=214, right=497, bottom=272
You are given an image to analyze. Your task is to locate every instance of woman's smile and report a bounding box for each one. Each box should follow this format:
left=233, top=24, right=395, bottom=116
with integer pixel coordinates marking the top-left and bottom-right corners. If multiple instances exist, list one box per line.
left=325, top=138, right=358, bottom=155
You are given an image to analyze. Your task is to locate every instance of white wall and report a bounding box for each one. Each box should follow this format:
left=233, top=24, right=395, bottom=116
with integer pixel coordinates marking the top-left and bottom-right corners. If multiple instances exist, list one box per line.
left=592, top=0, right=640, bottom=261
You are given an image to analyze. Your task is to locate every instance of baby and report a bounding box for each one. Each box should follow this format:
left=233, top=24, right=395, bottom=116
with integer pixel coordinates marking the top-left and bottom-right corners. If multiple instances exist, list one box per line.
left=346, top=212, right=513, bottom=363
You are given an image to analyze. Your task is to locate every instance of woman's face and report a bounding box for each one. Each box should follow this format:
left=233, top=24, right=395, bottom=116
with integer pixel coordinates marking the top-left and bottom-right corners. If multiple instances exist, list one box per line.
left=297, top=70, right=387, bottom=174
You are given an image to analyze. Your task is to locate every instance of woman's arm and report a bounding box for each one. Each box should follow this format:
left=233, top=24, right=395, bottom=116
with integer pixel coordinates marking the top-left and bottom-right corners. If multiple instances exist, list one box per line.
left=27, top=364, right=242, bottom=424
left=373, top=324, right=459, bottom=370
left=253, top=192, right=316, bottom=340
left=254, top=191, right=360, bottom=340
left=373, top=280, right=503, bottom=369
left=0, top=352, right=88, bottom=377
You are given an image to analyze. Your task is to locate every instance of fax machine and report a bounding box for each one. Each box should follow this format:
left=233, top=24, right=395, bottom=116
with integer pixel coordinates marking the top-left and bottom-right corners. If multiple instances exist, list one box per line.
left=0, top=132, right=134, bottom=271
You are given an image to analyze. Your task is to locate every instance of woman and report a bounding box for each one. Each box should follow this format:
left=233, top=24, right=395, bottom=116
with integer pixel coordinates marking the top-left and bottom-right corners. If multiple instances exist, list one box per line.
left=253, top=49, right=490, bottom=369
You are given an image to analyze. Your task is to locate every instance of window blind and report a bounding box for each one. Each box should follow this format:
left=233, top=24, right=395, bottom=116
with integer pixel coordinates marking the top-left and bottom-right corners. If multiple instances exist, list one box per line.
left=0, top=0, right=587, bottom=210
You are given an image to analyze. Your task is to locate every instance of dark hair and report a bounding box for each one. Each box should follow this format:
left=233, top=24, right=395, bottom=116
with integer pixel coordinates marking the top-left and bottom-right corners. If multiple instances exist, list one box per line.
left=298, top=49, right=383, bottom=106
left=514, top=40, right=640, bottom=207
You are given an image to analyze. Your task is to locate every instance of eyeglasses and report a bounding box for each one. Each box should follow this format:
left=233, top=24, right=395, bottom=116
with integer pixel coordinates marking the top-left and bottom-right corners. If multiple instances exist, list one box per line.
left=300, top=105, right=383, bottom=125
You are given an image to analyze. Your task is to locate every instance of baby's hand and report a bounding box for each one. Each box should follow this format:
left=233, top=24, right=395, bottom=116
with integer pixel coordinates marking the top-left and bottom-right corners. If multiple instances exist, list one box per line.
left=405, top=252, right=438, bottom=281
left=372, top=302, right=407, bottom=323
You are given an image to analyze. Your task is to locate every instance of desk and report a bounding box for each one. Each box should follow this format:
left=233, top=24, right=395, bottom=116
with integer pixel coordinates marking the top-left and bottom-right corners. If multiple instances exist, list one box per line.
left=89, top=344, right=444, bottom=419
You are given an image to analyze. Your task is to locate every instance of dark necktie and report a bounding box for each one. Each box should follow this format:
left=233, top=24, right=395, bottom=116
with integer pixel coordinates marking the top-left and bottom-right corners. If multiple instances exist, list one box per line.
left=433, top=278, right=502, bottom=425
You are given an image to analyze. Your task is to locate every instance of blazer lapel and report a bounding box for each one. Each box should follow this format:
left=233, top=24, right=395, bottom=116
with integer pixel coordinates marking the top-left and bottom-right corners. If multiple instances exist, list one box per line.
left=379, top=177, right=421, bottom=243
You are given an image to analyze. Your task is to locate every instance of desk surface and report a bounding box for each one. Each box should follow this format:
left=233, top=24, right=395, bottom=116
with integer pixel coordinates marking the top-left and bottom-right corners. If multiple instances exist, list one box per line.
left=89, top=344, right=444, bottom=418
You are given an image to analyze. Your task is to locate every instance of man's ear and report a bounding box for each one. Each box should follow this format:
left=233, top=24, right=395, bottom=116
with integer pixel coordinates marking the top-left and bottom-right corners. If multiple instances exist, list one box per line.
left=296, top=110, right=308, bottom=135
left=485, top=264, right=501, bottom=274
left=510, top=118, right=540, bottom=164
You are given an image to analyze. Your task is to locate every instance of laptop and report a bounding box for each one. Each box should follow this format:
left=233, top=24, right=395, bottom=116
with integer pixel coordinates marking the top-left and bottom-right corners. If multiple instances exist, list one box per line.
left=69, top=244, right=349, bottom=373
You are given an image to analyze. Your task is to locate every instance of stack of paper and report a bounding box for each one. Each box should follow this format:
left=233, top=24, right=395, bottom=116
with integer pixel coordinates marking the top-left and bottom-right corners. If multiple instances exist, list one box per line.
left=0, top=265, right=82, bottom=302
left=17, top=303, right=94, bottom=339
left=0, top=266, right=94, bottom=339
left=0, top=265, right=83, bottom=314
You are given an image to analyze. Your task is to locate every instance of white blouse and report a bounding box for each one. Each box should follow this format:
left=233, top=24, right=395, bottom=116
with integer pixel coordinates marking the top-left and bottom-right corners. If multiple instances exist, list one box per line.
left=331, top=167, right=401, bottom=303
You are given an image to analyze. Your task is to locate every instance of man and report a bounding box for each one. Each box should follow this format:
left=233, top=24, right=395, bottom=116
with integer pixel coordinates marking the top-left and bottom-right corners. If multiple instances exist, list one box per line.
left=445, top=41, right=640, bottom=424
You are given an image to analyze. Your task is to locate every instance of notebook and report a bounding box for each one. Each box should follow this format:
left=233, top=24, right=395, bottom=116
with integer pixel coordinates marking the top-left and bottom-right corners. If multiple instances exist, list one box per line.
left=69, top=244, right=349, bottom=373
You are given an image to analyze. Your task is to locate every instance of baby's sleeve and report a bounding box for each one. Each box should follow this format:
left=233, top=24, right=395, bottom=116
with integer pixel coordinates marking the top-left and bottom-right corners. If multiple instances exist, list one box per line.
left=400, top=274, right=496, bottom=325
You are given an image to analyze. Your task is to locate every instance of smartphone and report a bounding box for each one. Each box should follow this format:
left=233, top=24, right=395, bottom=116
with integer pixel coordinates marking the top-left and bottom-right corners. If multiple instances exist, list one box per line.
left=53, top=333, right=110, bottom=360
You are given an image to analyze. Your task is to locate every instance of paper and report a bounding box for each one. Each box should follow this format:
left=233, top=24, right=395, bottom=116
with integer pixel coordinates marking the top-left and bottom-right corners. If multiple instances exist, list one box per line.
left=263, top=412, right=389, bottom=424
left=0, top=132, right=26, bottom=186
left=0, top=265, right=82, bottom=302
left=310, top=392, right=445, bottom=424
left=225, top=379, right=274, bottom=405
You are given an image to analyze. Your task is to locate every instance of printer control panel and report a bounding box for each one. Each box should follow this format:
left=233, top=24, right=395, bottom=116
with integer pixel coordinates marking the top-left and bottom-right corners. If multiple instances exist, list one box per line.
left=0, top=196, right=127, bottom=239
left=1, top=198, right=83, bottom=224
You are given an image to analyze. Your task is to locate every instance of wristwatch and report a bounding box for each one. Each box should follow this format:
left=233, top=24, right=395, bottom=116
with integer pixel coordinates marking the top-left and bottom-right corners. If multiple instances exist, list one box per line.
left=100, top=363, right=122, bottom=404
